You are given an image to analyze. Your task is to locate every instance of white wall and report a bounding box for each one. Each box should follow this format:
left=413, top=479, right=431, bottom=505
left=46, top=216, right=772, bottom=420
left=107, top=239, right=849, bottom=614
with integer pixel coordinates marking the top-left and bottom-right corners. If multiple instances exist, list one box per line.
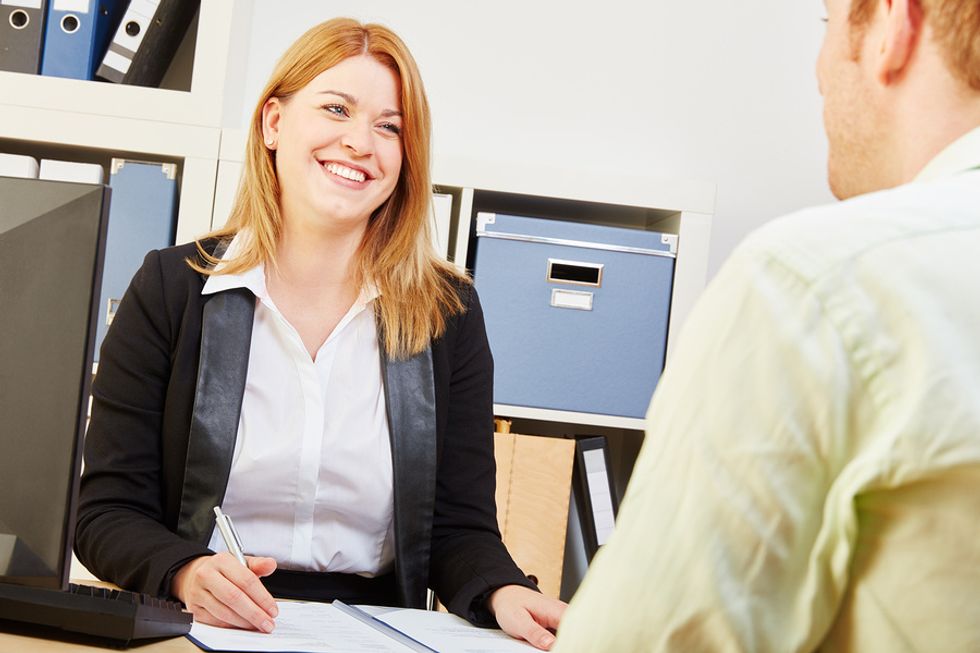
left=231, top=1, right=835, bottom=276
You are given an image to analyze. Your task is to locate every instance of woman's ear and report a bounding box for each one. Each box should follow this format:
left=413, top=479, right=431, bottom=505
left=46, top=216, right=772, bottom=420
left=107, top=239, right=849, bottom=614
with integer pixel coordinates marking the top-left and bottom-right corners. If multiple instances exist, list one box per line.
left=262, top=97, right=282, bottom=149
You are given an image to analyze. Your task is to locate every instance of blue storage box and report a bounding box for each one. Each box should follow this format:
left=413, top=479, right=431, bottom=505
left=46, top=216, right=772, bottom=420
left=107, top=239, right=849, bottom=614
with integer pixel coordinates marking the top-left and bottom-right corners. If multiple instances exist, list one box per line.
left=473, top=212, right=677, bottom=419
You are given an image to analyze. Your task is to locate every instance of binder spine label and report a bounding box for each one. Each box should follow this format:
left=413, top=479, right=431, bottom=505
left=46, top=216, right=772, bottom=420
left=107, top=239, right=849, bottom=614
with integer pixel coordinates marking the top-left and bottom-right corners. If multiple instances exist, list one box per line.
left=114, top=0, right=157, bottom=51
left=102, top=47, right=130, bottom=73
left=1, top=1, right=44, bottom=8
left=51, top=0, right=88, bottom=11
left=98, top=0, right=158, bottom=78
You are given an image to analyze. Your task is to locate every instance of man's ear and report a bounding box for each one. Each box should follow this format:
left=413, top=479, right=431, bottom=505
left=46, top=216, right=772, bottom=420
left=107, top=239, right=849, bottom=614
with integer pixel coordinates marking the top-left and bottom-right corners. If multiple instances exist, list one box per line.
left=876, top=0, right=924, bottom=85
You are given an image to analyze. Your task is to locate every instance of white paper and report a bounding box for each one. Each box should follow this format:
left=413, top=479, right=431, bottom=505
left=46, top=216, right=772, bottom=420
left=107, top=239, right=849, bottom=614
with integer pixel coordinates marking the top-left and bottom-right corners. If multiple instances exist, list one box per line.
left=187, top=601, right=537, bottom=653
left=188, top=601, right=404, bottom=652
left=375, top=608, right=538, bottom=653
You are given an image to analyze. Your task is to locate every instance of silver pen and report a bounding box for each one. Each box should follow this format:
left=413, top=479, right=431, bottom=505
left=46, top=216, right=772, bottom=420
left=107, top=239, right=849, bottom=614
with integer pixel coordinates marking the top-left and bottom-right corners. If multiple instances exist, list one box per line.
left=213, top=506, right=248, bottom=566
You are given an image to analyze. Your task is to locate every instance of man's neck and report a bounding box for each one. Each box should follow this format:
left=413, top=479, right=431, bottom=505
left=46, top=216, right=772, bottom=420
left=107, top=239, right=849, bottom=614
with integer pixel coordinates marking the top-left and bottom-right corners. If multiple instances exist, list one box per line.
left=887, top=50, right=980, bottom=183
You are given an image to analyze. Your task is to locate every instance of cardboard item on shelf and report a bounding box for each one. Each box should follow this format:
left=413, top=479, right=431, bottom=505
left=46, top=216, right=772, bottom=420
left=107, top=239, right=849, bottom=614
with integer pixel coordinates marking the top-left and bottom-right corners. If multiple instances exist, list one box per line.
left=38, top=158, right=104, bottom=183
left=0, top=153, right=40, bottom=178
left=494, top=431, right=575, bottom=599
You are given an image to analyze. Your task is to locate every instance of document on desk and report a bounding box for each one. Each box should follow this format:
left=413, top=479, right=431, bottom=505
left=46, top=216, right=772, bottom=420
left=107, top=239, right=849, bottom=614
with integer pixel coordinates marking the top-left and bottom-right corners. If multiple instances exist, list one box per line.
left=187, top=600, right=537, bottom=653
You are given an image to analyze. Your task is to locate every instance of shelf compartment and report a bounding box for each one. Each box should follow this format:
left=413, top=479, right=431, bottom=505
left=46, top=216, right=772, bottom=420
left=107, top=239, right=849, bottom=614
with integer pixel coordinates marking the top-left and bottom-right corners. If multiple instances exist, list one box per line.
left=0, top=0, right=235, bottom=128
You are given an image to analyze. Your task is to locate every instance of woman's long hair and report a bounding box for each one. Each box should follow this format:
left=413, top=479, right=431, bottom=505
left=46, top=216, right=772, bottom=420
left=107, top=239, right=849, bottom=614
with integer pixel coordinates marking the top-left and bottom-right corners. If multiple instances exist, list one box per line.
left=191, top=17, right=467, bottom=358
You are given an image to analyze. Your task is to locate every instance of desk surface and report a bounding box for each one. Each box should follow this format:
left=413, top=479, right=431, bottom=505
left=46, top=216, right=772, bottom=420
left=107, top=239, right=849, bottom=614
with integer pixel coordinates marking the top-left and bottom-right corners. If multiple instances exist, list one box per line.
left=0, top=626, right=196, bottom=652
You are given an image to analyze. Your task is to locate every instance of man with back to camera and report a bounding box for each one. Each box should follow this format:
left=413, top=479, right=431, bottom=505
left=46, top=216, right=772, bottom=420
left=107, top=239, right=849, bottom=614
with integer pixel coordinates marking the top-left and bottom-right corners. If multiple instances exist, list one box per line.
left=553, top=0, right=980, bottom=651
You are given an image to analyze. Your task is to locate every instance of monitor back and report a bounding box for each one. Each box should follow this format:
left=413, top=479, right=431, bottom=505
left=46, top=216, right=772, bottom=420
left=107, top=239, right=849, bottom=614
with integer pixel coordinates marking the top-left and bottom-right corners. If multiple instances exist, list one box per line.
left=0, top=176, right=109, bottom=590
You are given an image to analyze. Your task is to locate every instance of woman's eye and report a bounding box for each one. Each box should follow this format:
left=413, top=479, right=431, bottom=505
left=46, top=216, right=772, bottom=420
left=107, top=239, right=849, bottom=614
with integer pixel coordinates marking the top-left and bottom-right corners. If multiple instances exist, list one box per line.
left=378, top=122, right=402, bottom=136
left=323, top=104, right=349, bottom=117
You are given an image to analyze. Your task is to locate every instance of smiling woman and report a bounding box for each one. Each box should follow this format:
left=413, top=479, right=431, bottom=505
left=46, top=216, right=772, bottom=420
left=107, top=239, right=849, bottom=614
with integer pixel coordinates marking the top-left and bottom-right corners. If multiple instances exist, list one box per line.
left=195, top=18, right=461, bottom=359
left=73, top=17, right=566, bottom=652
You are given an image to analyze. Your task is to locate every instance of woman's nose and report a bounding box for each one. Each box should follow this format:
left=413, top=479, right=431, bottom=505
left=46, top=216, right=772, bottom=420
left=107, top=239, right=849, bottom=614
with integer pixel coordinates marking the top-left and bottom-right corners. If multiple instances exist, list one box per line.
left=340, top=119, right=374, bottom=157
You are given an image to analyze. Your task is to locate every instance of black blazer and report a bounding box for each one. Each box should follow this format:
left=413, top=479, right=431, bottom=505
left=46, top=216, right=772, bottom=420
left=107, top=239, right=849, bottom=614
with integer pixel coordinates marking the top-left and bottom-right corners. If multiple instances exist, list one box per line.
left=74, top=240, right=534, bottom=625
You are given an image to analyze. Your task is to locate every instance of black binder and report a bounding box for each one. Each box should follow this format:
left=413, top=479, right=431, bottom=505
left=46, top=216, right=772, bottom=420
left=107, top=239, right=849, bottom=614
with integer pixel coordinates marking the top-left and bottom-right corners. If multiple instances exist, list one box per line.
left=571, top=436, right=619, bottom=561
left=0, top=0, right=48, bottom=74
left=95, top=0, right=198, bottom=87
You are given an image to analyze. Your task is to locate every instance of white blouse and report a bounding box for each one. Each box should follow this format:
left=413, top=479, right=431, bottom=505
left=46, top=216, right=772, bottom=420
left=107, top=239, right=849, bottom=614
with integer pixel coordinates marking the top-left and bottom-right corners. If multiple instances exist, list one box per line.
left=202, top=236, right=394, bottom=575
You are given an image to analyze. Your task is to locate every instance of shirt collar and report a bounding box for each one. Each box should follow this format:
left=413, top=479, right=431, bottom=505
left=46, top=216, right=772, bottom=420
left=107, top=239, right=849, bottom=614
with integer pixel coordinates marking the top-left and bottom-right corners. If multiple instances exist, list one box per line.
left=915, top=125, right=980, bottom=183
left=201, top=231, right=269, bottom=299
left=358, top=282, right=381, bottom=306
left=201, top=231, right=381, bottom=305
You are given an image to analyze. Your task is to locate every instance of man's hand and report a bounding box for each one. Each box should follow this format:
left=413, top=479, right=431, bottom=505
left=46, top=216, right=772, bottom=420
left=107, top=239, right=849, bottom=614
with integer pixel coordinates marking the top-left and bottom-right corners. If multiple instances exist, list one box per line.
left=172, top=553, right=279, bottom=632
left=488, top=584, right=567, bottom=650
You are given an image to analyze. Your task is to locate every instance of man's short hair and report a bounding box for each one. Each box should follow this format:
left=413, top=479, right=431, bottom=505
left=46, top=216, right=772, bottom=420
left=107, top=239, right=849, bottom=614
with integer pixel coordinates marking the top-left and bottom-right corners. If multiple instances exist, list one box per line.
left=849, top=0, right=980, bottom=90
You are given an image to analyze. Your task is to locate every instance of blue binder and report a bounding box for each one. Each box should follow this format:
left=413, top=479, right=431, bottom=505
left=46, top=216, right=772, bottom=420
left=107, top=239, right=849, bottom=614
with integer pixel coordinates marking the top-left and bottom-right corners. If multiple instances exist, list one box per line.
left=40, top=0, right=127, bottom=80
left=94, top=159, right=178, bottom=362
left=473, top=213, right=677, bottom=418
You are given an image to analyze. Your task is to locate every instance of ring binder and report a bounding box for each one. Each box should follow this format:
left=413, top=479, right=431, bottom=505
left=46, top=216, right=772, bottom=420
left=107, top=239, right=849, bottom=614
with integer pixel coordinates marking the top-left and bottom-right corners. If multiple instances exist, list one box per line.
left=96, top=0, right=198, bottom=87
left=571, top=436, right=619, bottom=561
left=40, top=0, right=127, bottom=80
left=0, top=0, right=48, bottom=74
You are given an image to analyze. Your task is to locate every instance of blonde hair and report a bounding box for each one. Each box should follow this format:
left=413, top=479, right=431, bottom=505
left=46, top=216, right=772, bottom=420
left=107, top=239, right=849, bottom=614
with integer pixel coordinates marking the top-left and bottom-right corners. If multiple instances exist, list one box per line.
left=849, top=0, right=980, bottom=90
left=192, top=18, right=467, bottom=358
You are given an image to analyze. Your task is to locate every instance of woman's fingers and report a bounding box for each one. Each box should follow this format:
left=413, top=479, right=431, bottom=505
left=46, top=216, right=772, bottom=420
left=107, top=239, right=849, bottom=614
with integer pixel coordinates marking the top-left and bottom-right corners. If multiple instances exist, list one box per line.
left=188, top=610, right=239, bottom=630
left=488, top=585, right=568, bottom=651
left=197, top=585, right=269, bottom=632
left=504, top=609, right=557, bottom=650
left=173, top=552, right=278, bottom=632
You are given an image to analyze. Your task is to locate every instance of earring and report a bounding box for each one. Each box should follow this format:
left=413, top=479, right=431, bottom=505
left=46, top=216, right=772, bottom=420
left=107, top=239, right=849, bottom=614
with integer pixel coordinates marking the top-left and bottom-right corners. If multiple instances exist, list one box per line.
left=265, top=137, right=275, bottom=146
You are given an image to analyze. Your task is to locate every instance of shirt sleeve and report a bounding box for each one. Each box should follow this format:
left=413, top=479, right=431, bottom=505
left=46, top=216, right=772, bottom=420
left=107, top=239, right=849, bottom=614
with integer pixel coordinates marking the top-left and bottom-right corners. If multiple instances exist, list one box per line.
left=553, top=245, right=857, bottom=653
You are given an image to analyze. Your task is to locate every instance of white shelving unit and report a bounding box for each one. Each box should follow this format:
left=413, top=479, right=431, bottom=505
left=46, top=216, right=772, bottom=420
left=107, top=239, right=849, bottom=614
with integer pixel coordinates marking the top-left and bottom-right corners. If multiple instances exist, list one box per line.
left=0, top=1, right=241, bottom=246
left=0, top=3, right=234, bottom=128
left=425, top=162, right=715, bottom=599
left=434, top=155, right=715, bottom=394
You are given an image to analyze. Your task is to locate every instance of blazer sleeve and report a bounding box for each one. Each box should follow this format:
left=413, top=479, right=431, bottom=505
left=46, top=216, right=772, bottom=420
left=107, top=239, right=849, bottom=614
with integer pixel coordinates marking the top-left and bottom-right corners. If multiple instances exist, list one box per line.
left=429, top=285, right=538, bottom=626
left=74, top=249, right=211, bottom=598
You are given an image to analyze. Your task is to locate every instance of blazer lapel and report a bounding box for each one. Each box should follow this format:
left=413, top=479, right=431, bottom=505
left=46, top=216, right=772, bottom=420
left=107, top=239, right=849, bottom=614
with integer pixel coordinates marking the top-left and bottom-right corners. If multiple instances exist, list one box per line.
left=381, top=344, right=437, bottom=609
left=177, top=287, right=255, bottom=543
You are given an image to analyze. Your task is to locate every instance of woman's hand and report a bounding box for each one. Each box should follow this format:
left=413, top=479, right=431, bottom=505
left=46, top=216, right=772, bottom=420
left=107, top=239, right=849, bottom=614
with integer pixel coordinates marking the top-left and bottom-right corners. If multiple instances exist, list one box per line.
left=488, top=584, right=567, bottom=650
left=172, top=552, right=279, bottom=632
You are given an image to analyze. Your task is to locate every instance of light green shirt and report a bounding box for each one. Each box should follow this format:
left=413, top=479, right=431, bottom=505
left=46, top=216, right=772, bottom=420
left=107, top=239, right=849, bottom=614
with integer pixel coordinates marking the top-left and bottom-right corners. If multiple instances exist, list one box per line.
left=554, top=127, right=980, bottom=653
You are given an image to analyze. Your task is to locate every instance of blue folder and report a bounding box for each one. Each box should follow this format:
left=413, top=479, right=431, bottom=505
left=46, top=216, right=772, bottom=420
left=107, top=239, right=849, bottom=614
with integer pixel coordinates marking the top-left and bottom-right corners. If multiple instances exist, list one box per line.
left=94, top=159, right=178, bottom=362
left=40, top=0, right=127, bottom=80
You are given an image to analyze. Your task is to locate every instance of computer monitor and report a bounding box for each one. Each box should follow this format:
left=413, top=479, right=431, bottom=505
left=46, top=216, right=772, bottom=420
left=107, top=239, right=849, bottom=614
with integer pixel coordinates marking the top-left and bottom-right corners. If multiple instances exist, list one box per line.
left=0, top=176, right=109, bottom=590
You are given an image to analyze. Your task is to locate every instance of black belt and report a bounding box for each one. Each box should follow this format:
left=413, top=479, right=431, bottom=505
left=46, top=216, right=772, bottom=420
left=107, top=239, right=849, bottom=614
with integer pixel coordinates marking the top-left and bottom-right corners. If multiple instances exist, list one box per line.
left=261, top=568, right=399, bottom=607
